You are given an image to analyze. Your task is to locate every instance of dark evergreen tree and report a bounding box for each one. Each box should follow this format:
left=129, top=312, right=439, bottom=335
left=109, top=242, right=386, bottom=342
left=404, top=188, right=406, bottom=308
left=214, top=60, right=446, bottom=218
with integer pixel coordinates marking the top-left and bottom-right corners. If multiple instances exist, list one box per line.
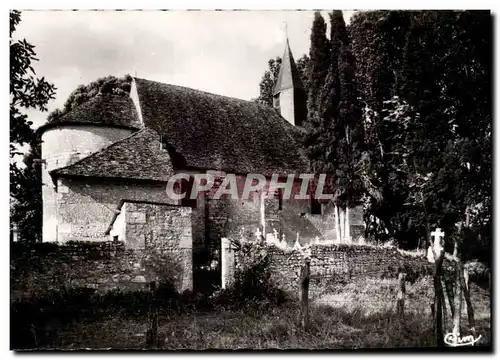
left=304, top=12, right=330, bottom=174
left=319, top=11, right=364, bottom=207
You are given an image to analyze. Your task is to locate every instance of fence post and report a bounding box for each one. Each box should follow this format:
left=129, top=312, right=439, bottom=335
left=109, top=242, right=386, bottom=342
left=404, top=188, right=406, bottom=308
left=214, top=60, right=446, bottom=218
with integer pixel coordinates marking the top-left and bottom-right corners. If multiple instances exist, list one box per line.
left=300, top=259, right=310, bottom=330
left=452, top=261, right=463, bottom=339
left=397, top=268, right=406, bottom=319
left=146, top=281, right=159, bottom=348
left=430, top=227, right=445, bottom=347
left=460, top=265, right=477, bottom=345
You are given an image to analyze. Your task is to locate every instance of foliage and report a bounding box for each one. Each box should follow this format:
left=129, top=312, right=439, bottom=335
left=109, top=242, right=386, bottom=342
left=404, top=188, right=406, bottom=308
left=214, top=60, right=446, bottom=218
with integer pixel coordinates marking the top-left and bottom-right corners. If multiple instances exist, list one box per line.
left=10, top=10, right=56, bottom=156
left=10, top=10, right=56, bottom=241
left=10, top=141, right=42, bottom=242
left=304, top=12, right=331, bottom=175
left=350, top=11, right=491, bottom=254
left=47, top=74, right=132, bottom=123
left=314, top=10, right=365, bottom=207
left=228, top=239, right=288, bottom=306
left=142, top=250, right=183, bottom=289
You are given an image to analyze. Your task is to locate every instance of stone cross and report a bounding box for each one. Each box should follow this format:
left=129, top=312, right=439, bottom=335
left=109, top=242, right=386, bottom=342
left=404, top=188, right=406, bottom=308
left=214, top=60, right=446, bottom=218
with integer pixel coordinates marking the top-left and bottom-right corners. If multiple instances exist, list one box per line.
left=282, top=21, right=288, bottom=40
left=293, top=232, right=301, bottom=250
left=255, top=227, right=262, bottom=240
left=273, top=228, right=279, bottom=242
left=431, top=227, right=445, bottom=260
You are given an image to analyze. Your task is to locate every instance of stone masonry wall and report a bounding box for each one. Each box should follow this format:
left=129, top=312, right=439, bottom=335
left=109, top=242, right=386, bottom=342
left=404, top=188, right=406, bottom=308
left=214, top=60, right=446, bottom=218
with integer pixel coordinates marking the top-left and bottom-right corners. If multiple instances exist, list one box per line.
left=10, top=240, right=192, bottom=299
left=234, top=244, right=441, bottom=296
left=55, top=178, right=177, bottom=243
left=41, top=125, right=134, bottom=243
left=123, top=202, right=193, bottom=291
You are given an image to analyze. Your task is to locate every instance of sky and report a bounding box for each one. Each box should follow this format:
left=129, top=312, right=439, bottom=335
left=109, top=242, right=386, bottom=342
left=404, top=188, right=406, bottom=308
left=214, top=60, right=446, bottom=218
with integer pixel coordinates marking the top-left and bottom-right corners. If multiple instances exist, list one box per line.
left=14, top=10, right=355, bottom=129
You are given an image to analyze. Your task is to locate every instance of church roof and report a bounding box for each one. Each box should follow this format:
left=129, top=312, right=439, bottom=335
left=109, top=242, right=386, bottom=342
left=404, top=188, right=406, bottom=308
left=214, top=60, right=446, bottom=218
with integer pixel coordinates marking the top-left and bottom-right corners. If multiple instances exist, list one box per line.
left=133, top=77, right=309, bottom=175
left=272, top=39, right=305, bottom=96
left=39, top=94, right=142, bottom=132
left=51, top=128, right=174, bottom=181
left=50, top=78, right=310, bottom=181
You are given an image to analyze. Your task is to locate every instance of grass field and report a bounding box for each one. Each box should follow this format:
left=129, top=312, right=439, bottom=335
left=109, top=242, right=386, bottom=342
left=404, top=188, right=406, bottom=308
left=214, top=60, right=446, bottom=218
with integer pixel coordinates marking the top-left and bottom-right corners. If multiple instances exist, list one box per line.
left=12, top=276, right=491, bottom=350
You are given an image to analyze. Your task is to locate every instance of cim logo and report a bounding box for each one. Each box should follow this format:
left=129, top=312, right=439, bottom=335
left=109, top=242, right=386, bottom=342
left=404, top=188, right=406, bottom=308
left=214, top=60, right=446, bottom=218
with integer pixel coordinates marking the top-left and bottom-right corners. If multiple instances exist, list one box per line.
left=444, top=332, right=482, bottom=347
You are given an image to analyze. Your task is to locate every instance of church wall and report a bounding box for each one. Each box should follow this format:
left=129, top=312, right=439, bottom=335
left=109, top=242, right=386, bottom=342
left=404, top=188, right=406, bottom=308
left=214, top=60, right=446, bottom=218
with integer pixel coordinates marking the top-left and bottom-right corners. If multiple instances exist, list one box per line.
left=55, top=177, right=177, bottom=243
left=122, top=202, right=193, bottom=292
left=201, top=172, right=365, bottom=246
left=41, top=125, right=135, bottom=243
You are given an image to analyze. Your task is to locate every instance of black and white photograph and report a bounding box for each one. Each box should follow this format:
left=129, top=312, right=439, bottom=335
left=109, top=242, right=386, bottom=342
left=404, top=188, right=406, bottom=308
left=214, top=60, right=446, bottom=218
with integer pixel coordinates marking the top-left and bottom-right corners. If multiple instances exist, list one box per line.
left=8, top=7, right=492, bottom=351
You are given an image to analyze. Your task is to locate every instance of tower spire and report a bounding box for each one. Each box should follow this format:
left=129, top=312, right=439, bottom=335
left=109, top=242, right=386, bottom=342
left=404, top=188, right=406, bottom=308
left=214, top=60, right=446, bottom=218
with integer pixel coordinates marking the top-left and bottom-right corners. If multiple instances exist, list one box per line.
left=273, top=36, right=304, bottom=97
left=272, top=31, right=307, bottom=127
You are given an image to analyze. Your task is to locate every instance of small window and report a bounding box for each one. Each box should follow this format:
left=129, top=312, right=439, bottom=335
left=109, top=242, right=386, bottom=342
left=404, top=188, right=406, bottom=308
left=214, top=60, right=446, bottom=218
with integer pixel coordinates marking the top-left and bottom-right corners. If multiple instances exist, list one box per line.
left=311, top=198, right=322, bottom=215
left=113, top=235, right=119, bottom=242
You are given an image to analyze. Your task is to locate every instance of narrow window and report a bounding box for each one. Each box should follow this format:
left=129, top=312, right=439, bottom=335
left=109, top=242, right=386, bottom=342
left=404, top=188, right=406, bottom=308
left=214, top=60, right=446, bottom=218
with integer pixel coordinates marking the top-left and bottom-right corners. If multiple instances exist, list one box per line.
left=278, top=188, right=283, bottom=211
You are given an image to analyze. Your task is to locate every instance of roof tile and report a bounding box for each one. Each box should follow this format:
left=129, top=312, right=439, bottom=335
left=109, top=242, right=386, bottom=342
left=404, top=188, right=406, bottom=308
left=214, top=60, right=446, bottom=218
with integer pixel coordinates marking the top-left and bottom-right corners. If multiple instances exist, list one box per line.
left=51, top=128, right=174, bottom=181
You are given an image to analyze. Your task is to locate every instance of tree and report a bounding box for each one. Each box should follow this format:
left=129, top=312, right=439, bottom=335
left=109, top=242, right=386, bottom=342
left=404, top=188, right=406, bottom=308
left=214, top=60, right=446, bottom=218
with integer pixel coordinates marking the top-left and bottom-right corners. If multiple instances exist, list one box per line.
left=10, top=10, right=56, bottom=160
left=10, top=143, right=42, bottom=242
left=47, top=74, right=132, bottom=123
left=255, top=55, right=309, bottom=107
left=255, top=57, right=282, bottom=107
left=351, top=10, right=491, bottom=255
left=10, top=10, right=56, bottom=241
left=316, top=10, right=364, bottom=242
left=304, top=12, right=331, bottom=174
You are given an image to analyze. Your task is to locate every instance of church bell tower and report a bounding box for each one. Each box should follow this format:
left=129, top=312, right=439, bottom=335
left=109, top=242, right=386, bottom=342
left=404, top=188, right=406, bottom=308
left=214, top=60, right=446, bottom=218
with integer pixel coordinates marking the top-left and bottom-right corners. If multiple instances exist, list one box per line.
left=272, top=37, right=307, bottom=127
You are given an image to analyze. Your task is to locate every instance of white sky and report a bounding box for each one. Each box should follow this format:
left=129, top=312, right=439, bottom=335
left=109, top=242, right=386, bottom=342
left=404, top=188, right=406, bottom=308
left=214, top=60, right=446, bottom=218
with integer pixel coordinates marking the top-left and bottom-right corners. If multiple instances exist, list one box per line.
left=14, top=10, right=355, bottom=129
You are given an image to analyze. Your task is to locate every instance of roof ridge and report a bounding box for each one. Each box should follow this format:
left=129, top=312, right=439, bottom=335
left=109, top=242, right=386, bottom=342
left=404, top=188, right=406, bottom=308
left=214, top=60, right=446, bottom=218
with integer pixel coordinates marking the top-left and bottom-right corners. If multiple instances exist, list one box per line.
left=49, top=128, right=150, bottom=176
left=134, top=77, right=262, bottom=106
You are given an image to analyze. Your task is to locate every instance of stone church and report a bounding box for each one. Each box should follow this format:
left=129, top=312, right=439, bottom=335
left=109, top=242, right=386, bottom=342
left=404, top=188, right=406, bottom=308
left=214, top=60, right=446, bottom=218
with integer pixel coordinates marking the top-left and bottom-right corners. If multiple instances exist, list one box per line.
left=39, top=38, right=363, bottom=290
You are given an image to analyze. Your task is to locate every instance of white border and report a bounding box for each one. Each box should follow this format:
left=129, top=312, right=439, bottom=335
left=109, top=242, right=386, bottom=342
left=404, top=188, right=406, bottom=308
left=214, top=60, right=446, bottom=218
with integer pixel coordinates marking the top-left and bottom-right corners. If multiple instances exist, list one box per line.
left=2, top=2, right=498, bottom=359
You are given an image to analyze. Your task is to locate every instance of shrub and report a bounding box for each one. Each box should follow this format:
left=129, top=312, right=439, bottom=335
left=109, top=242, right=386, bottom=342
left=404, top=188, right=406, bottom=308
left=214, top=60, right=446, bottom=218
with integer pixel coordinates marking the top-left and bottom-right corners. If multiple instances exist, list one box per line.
left=219, top=239, right=289, bottom=308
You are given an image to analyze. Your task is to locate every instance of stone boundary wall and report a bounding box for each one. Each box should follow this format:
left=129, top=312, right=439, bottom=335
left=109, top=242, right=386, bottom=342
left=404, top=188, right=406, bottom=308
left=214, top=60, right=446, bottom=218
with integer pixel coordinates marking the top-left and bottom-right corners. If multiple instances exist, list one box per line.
left=10, top=241, right=187, bottom=299
left=234, top=243, right=452, bottom=295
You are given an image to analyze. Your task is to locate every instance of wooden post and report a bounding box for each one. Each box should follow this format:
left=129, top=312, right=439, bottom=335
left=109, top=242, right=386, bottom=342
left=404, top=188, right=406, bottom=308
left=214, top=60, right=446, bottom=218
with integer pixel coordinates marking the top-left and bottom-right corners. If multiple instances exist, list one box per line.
left=452, top=260, right=463, bottom=339
left=460, top=265, right=477, bottom=344
left=430, top=227, right=445, bottom=347
left=440, top=277, right=450, bottom=328
left=146, top=281, right=159, bottom=348
left=443, top=275, right=455, bottom=319
left=397, top=269, right=406, bottom=319
left=300, top=259, right=310, bottom=330
left=433, top=258, right=444, bottom=347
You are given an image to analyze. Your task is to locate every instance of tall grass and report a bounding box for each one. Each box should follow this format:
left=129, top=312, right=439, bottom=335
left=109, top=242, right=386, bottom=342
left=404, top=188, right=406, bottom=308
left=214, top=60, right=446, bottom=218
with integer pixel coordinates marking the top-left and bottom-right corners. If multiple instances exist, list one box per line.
left=11, top=275, right=490, bottom=350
